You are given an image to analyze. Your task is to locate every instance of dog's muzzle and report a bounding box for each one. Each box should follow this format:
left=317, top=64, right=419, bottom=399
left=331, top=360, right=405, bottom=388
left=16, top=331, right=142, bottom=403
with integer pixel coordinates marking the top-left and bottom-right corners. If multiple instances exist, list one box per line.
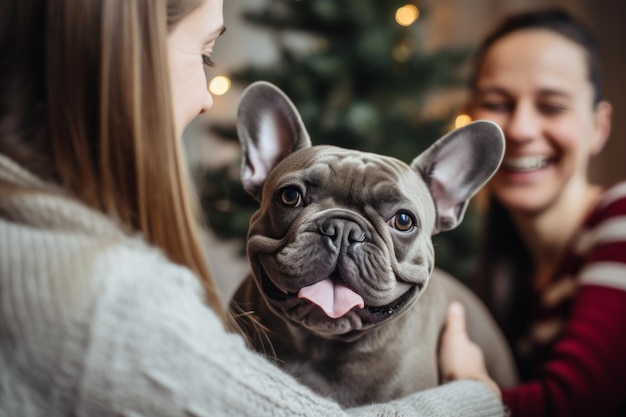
left=259, top=266, right=418, bottom=336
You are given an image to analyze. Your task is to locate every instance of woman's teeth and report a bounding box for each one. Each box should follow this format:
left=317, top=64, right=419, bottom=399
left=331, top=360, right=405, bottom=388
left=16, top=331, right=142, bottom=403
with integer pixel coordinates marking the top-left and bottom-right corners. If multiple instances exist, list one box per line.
left=503, top=156, right=549, bottom=171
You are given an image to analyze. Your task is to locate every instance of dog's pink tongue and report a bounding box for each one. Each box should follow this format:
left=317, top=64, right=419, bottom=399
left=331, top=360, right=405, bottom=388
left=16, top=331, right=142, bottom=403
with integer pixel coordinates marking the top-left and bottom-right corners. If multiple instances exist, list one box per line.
left=298, top=279, right=364, bottom=319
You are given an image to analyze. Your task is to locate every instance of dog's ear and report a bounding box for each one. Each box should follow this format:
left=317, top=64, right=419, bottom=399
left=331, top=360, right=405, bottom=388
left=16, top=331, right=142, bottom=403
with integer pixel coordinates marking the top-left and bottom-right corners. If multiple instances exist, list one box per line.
left=237, top=81, right=311, bottom=199
left=410, top=120, right=504, bottom=233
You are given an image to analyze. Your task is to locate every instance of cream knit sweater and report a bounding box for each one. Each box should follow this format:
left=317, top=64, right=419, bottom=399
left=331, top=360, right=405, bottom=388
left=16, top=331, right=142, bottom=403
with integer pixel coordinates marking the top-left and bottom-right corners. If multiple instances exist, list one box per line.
left=0, top=155, right=504, bottom=417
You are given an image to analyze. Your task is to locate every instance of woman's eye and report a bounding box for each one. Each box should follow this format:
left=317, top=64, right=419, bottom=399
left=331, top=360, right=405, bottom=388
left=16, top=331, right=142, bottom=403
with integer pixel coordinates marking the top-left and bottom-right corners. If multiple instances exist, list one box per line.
left=279, top=188, right=302, bottom=207
left=202, top=54, right=215, bottom=68
left=538, top=103, right=566, bottom=116
left=389, top=212, right=415, bottom=232
left=481, top=101, right=510, bottom=112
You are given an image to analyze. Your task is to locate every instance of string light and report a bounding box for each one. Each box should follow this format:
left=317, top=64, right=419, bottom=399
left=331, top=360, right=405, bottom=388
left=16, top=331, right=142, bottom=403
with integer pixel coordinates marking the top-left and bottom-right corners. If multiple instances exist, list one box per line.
left=395, top=5, right=419, bottom=26
left=209, top=76, right=231, bottom=96
left=455, top=114, right=472, bottom=128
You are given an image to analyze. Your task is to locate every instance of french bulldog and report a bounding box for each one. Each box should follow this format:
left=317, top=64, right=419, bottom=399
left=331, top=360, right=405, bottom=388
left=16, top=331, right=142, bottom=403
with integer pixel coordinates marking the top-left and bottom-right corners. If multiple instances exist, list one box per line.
left=232, top=81, right=518, bottom=407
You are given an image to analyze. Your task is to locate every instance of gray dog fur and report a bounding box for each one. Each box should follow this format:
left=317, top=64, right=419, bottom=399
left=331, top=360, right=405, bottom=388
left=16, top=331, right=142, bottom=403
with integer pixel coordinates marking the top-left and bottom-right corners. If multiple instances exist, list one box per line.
left=232, top=81, right=518, bottom=407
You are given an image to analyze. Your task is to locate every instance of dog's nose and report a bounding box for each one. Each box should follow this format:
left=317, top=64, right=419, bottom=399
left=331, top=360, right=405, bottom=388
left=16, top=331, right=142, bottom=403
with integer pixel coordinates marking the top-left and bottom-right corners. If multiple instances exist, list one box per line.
left=319, top=218, right=366, bottom=247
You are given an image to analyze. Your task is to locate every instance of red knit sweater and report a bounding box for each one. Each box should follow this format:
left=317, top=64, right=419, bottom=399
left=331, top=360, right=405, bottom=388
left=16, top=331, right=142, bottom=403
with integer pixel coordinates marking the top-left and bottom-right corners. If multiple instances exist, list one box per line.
left=502, top=182, right=626, bottom=417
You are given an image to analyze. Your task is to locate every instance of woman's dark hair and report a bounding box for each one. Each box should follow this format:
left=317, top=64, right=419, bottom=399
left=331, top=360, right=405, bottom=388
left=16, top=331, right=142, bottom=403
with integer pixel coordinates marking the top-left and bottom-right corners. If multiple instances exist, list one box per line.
left=471, top=7, right=604, bottom=105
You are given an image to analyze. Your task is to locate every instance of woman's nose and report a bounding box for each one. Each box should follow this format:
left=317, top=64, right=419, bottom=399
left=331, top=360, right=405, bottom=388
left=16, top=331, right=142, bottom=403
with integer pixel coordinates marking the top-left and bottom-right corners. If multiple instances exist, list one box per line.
left=504, top=101, right=540, bottom=143
left=199, top=89, right=213, bottom=114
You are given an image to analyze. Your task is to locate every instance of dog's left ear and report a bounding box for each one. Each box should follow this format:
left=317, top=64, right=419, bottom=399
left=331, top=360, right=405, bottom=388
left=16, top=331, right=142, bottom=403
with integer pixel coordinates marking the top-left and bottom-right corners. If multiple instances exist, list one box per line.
left=237, top=81, right=312, bottom=200
left=411, top=120, right=504, bottom=233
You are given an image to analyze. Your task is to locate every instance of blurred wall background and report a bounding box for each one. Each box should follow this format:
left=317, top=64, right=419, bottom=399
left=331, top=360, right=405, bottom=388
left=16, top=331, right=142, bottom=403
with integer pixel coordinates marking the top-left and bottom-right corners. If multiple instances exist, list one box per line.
left=188, top=0, right=626, bottom=302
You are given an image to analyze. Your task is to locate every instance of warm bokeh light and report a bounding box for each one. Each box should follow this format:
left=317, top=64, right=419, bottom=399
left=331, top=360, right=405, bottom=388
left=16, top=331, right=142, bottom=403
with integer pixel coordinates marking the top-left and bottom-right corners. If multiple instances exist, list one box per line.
left=209, top=76, right=231, bottom=96
left=395, top=5, right=419, bottom=26
left=391, top=43, right=412, bottom=62
left=455, top=114, right=472, bottom=128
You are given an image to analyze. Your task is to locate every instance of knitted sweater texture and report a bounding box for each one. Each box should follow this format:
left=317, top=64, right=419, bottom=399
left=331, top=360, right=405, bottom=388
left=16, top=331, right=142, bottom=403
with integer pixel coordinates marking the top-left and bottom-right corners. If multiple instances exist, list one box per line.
left=0, top=155, right=503, bottom=417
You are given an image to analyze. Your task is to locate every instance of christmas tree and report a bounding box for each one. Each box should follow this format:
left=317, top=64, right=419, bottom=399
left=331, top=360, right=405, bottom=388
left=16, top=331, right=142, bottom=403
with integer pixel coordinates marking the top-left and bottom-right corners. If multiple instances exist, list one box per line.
left=198, top=0, right=480, bottom=283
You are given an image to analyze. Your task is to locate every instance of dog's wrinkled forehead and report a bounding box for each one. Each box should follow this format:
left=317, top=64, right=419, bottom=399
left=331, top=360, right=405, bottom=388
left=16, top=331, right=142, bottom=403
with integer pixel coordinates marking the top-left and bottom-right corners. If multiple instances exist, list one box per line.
left=265, top=145, right=435, bottom=222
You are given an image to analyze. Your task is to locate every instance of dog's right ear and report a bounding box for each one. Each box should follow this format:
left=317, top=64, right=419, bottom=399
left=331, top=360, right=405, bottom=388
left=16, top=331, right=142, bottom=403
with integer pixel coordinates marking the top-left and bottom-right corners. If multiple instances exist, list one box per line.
left=410, top=120, right=504, bottom=233
left=237, top=81, right=311, bottom=199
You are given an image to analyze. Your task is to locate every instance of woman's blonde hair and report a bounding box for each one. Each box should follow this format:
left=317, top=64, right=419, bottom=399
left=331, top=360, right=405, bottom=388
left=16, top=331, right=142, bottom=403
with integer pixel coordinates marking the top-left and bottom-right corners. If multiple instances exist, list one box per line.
left=0, top=0, right=227, bottom=322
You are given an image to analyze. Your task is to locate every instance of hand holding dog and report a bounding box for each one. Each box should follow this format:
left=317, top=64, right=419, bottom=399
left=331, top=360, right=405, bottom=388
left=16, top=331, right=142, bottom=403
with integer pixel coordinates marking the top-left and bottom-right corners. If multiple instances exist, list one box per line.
left=440, top=302, right=502, bottom=399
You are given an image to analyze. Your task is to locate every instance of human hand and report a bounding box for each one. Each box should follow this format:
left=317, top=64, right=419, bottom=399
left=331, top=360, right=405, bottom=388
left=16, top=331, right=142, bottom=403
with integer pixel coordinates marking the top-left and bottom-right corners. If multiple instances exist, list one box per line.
left=439, top=301, right=502, bottom=399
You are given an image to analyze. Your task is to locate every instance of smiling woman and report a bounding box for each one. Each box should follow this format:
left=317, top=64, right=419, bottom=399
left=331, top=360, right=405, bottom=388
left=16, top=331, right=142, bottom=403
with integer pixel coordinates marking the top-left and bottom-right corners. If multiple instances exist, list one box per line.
left=470, top=28, right=610, bottom=215
left=468, top=8, right=626, bottom=417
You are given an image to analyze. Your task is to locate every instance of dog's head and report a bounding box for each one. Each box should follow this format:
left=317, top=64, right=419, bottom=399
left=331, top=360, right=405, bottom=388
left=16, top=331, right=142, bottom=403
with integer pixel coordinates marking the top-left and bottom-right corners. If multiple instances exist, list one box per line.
left=237, top=81, right=504, bottom=339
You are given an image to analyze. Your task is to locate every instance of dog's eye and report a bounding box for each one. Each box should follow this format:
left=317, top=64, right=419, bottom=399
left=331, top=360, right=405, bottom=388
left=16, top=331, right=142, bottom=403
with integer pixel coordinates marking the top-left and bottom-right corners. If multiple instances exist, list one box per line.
left=279, top=187, right=302, bottom=207
left=389, top=212, right=415, bottom=232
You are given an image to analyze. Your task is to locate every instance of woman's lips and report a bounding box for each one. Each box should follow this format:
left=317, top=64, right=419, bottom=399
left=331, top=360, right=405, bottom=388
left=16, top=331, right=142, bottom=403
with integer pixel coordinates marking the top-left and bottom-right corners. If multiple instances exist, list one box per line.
left=502, top=155, right=550, bottom=172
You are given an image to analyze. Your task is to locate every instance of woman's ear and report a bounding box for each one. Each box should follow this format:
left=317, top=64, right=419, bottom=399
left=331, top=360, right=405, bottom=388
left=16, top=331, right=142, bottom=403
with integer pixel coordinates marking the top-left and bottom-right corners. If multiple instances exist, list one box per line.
left=590, top=100, right=612, bottom=155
